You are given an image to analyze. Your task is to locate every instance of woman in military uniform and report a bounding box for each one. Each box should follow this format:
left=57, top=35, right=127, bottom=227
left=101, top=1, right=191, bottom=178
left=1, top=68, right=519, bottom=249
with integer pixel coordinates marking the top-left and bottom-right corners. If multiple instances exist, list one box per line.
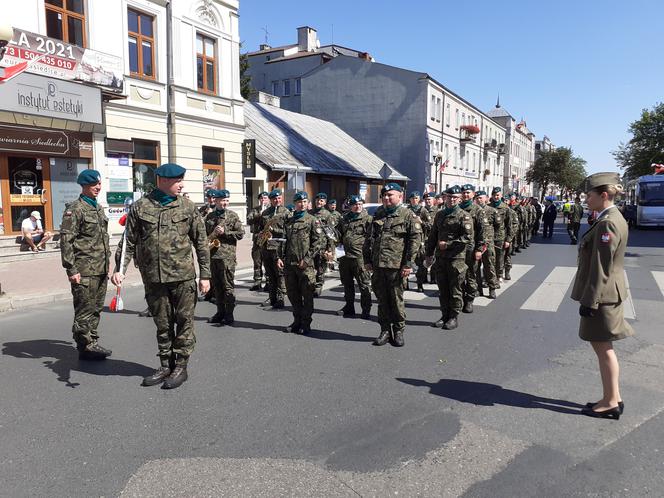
left=571, top=172, right=633, bottom=420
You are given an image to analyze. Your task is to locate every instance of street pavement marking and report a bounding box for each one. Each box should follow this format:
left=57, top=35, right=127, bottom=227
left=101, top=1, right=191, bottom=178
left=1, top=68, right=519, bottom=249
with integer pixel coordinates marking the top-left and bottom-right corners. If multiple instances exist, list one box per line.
left=653, top=271, right=664, bottom=299
left=520, top=266, right=576, bottom=312
left=623, top=270, right=636, bottom=320
left=474, top=264, right=534, bottom=307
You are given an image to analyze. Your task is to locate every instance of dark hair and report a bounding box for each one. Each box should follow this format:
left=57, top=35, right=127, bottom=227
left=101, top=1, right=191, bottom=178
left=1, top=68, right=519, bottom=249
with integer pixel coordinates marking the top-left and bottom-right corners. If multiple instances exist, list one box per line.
left=590, top=184, right=623, bottom=200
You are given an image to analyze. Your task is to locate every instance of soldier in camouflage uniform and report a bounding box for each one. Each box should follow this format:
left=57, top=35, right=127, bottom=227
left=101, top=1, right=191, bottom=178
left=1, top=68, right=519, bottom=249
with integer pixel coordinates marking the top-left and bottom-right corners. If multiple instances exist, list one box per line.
left=258, top=189, right=288, bottom=309
left=278, top=191, right=331, bottom=334
left=205, top=189, right=244, bottom=326
left=326, top=199, right=342, bottom=271
left=459, top=184, right=485, bottom=314
left=473, top=190, right=499, bottom=299
left=246, top=191, right=269, bottom=291
left=567, top=195, right=584, bottom=244
left=488, top=187, right=513, bottom=282
left=60, top=169, right=112, bottom=360
left=407, top=191, right=432, bottom=292
left=363, top=183, right=421, bottom=347
left=337, top=195, right=372, bottom=319
left=504, top=193, right=520, bottom=280
left=509, top=194, right=523, bottom=253
left=423, top=192, right=439, bottom=283
left=426, top=185, right=474, bottom=330
left=309, top=192, right=334, bottom=296
left=112, top=163, right=210, bottom=389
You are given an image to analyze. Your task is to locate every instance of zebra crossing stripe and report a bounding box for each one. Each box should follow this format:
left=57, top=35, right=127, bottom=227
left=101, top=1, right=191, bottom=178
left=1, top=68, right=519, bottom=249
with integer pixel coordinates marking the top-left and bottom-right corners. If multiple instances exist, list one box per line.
left=653, top=271, right=664, bottom=299
left=623, top=270, right=636, bottom=320
left=520, top=266, right=577, bottom=312
left=474, top=264, right=534, bottom=307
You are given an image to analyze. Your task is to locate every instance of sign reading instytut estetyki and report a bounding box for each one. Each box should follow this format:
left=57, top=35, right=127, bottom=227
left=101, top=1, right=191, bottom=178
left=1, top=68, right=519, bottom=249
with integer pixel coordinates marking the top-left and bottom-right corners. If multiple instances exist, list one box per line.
left=1, top=28, right=123, bottom=92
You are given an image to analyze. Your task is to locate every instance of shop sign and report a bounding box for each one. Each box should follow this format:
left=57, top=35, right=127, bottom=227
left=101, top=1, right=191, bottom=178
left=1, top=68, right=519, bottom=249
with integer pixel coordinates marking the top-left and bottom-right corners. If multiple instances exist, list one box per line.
left=242, top=139, right=256, bottom=177
left=2, top=28, right=123, bottom=93
left=107, top=206, right=128, bottom=222
left=10, top=194, right=42, bottom=203
left=0, top=125, right=93, bottom=157
left=0, top=72, right=102, bottom=124
left=107, top=192, right=134, bottom=205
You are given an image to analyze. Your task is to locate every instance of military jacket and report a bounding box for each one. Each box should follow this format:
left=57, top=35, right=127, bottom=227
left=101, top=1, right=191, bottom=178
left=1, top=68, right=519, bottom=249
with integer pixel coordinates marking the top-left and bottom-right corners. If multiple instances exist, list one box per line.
left=246, top=204, right=269, bottom=238
left=460, top=202, right=486, bottom=252
left=283, top=212, right=326, bottom=268
left=205, top=209, right=244, bottom=261
left=327, top=209, right=343, bottom=231
left=309, top=206, right=337, bottom=250
left=409, top=204, right=432, bottom=234
left=338, top=210, right=372, bottom=259
left=119, top=193, right=211, bottom=283
left=529, top=205, right=537, bottom=223
left=258, top=205, right=289, bottom=252
left=426, top=206, right=474, bottom=260
left=60, top=197, right=110, bottom=277
left=477, top=204, right=499, bottom=243
left=569, top=204, right=584, bottom=223
left=490, top=201, right=512, bottom=242
left=363, top=204, right=422, bottom=269
left=508, top=205, right=520, bottom=241
left=425, top=205, right=438, bottom=219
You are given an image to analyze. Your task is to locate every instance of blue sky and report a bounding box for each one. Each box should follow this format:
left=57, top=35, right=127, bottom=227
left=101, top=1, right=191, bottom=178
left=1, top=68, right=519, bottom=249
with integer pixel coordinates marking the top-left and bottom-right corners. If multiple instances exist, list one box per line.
left=239, top=0, right=663, bottom=174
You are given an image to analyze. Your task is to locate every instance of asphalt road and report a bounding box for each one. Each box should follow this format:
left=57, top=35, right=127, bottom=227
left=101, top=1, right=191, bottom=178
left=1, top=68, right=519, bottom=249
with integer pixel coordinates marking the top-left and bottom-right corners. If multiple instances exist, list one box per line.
left=1, top=220, right=663, bottom=497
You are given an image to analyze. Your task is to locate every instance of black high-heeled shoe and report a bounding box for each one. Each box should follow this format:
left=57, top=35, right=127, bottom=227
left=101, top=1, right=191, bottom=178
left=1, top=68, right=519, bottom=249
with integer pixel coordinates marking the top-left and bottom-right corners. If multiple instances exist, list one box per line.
left=585, top=401, right=624, bottom=414
left=581, top=404, right=621, bottom=420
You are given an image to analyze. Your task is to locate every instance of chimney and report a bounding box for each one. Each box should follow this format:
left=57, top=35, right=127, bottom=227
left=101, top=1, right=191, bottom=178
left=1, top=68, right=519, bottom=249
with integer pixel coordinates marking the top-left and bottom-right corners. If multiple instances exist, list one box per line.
left=358, top=52, right=372, bottom=61
left=297, top=26, right=317, bottom=52
left=259, top=43, right=271, bottom=51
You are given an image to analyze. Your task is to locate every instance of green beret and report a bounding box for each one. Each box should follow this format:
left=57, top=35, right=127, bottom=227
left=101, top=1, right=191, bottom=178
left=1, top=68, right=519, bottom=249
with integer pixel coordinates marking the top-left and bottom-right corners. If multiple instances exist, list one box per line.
left=257, top=191, right=269, bottom=198
left=461, top=184, right=475, bottom=192
left=293, top=191, right=308, bottom=201
left=77, top=169, right=101, bottom=185
left=380, top=182, right=403, bottom=195
left=409, top=191, right=421, bottom=199
left=268, top=188, right=282, bottom=198
left=348, top=195, right=363, bottom=205
left=286, top=203, right=295, bottom=211
left=475, top=190, right=487, bottom=196
left=155, top=163, right=186, bottom=178
left=327, top=198, right=337, bottom=204
left=315, top=192, right=327, bottom=200
left=445, top=185, right=462, bottom=195
left=209, top=189, right=229, bottom=199
left=423, top=192, right=431, bottom=199
left=581, top=172, right=622, bottom=192
left=491, top=186, right=502, bottom=194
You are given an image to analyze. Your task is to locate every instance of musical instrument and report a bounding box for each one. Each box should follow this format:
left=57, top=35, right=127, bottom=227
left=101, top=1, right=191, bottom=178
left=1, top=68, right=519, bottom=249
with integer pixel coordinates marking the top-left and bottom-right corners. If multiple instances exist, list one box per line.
left=209, top=238, right=220, bottom=249
left=258, top=215, right=281, bottom=247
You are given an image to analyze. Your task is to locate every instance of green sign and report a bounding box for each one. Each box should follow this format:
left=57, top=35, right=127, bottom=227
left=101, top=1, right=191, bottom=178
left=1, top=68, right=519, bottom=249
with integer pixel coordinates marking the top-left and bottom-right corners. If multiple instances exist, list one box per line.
left=107, top=191, right=133, bottom=205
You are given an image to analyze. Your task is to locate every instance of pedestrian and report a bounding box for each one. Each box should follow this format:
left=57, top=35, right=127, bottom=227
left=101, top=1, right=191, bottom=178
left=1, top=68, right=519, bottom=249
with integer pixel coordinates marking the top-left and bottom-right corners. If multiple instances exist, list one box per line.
left=21, top=210, right=53, bottom=252
left=205, top=189, right=244, bottom=325
left=571, top=172, right=633, bottom=419
left=488, top=187, right=513, bottom=282
left=567, top=195, right=584, bottom=244
left=459, top=185, right=485, bottom=314
left=337, top=195, right=372, bottom=319
left=246, top=191, right=270, bottom=291
left=407, top=191, right=432, bottom=292
left=542, top=198, right=557, bottom=238
left=111, top=163, right=211, bottom=389
left=363, top=182, right=421, bottom=346
left=309, top=192, right=334, bottom=297
left=278, top=191, right=330, bottom=334
left=425, top=185, right=474, bottom=330
left=257, top=188, right=288, bottom=309
left=474, top=190, right=498, bottom=299
left=60, top=169, right=112, bottom=360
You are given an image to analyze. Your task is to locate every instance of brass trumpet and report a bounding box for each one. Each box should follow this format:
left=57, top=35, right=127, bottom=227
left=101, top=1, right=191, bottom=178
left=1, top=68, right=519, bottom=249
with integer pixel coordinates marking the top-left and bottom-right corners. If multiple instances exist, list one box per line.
left=209, top=238, right=220, bottom=249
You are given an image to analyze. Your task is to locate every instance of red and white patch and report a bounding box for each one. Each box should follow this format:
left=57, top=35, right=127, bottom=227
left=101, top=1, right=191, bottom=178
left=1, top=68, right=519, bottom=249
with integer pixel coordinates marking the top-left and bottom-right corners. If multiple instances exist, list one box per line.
left=601, top=232, right=611, bottom=243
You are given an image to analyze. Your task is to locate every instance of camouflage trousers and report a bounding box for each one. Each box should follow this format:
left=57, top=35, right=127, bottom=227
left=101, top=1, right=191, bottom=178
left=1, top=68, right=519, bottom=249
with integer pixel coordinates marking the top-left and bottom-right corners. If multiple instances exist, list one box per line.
left=285, top=265, right=316, bottom=327
left=504, top=241, right=514, bottom=271
left=493, top=240, right=505, bottom=278
left=251, top=237, right=263, bottom=284
left=415, top=249, right=428, bottom=285
left=339, top=256, right=372, bottom=312
left=313, top=252, right=326, bottom=292
left=463, top=249, right=479, bottom=301
left=372, top=268, right=406, bottom=333
left=145, top=279, right=197, bottom=364
left=262, top=249, right=286, bottom=304
left=71, top=274, right=108, bottom=350
left=435, top=258, right=467, bottom=317
left=211, top=258, right=236, bottom=315
left=477, top=244, right=498, bottom=290
left=519, top=224, right=528, bottom=247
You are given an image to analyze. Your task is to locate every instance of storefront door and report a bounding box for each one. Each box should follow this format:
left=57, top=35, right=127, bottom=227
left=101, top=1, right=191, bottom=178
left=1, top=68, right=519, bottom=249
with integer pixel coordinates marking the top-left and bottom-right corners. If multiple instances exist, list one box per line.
left=0, top=155, right=52, bottom=235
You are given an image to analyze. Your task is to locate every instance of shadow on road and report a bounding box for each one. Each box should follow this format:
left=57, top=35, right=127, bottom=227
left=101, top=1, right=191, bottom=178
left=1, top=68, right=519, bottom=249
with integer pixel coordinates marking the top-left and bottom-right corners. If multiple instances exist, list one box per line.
left=1, top=339, right=154, bottom=389
left=397, top=378, right=584, bottom=415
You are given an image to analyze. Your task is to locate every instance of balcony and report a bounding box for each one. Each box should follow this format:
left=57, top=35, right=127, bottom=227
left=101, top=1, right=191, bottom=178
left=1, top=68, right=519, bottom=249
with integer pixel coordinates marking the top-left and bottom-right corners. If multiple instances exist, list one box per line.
left=460, top=124, right=480, bottom=144
left=484, top=138, right=498, bottom=151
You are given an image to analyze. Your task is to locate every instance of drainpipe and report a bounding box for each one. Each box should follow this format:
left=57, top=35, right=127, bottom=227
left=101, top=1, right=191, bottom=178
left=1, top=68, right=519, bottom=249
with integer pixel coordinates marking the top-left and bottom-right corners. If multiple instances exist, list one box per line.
left=166, top=1, right=175, bottom=163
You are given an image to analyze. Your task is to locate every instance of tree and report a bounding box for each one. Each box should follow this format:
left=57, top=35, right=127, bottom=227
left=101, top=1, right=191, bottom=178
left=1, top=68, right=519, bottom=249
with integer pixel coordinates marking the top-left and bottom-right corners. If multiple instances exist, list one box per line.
left=526, top=147, right=587, bottom=199
left=239, top=43, right=255, bottom=100
left=614, top=102, right=664, bottom=179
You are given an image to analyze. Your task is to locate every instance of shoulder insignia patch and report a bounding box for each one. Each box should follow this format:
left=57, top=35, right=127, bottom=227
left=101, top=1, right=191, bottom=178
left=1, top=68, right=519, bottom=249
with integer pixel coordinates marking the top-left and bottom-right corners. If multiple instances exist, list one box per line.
left=601, top=232, right=611, bottom=243
left=64, top=211, right=73, bottom=217
left=414, top=222, right=421, bottom=230
left=465, top=224, right=472, bottom=230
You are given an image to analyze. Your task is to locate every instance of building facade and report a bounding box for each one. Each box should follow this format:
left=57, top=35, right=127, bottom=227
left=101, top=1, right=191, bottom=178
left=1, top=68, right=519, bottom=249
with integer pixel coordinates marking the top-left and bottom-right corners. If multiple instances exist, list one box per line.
left=0, top=0, right=245, bottom=235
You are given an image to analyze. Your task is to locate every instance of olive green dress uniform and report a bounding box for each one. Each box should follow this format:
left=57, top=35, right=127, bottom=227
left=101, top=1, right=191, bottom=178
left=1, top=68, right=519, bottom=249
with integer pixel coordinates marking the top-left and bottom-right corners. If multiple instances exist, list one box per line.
left=426, top=205, right=474, bottom=326
left=476, top=202, right=499, bottom=292
left=571, top=206, right=634, bottom=341
left=283, top=210, right=328, bottom=331
left=338, top=208, right=373, bottom=315
left=258, top=204, right=289, bottom=306
left=409, top=204, right=432, bottom=288
left=246, top=202, right=267, bottom=288
left=308, top=205, right=334, bottom=294
left=363, top=204, right=421, bottom=337
left=459, top=200, right=485, bottom=306
left=118, top=191, right=211, bottom=367
left=205, top=207, right=244, bottom=321
left=60, top=196, right=111, bottom=351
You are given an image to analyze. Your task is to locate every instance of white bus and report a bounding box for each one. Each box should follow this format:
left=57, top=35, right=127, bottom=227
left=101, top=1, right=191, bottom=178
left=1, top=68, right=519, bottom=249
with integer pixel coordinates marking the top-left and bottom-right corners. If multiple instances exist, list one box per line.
left=626, top=175, right=664, bottom=228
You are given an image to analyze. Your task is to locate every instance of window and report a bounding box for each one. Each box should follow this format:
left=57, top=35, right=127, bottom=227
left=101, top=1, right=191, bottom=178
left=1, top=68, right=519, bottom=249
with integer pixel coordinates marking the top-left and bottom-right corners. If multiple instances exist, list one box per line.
left=128, top=9, right=155, bottom=79
left=283, top=79, right=291, bottom=96
left=45, top=0, right=86, bottom=47
left=462, top=112, right=465, bottom=126
left=436, top=98, right=442, bottom=122
left=133, top=140, right=160, bottom=196
left=444, top=144, right=449, bottom=168
left=203, top=146, right=225, bottom=191
left=453, top=146, right=458, bottom=169
left=430, top=95, right=436, bottom=121
left=196, top=33, right=217, bottom=93
left=271, top=80, right=279, bottom=96
left=455, top=109, right=459, bottom=128
left=295, top=78, right=301, bottom=95
left=446, top=103, right=451, bottom=126
left=472, top=152, right=476, bottom=172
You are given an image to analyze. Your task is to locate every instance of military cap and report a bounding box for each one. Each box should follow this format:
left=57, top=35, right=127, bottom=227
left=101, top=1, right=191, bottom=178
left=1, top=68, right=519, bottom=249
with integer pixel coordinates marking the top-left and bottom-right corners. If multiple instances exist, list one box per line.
left=257, top=191, right=269, bottom=198
left=209, top=189, right=229, bottom=199
left=475, top=190, right=487, bottom=196
left=327, top=198, right=337, bottom=204
left=409, top=191, right=421, bottom=199
left=286, top=203, right=295, bottom=211
left=491, top=186, right=502, bottom=195
left=423, top=192, right=431, bottom=199
left=445, top=185, right=462, bottom=195
left=268, top=188, right=283, bottom=198
left=348, top=195, right=363, bottom=205
left=581, top=172, right=622, bottom=192
left=315, top=192, right=328, bottom=200
left=507, top=191, right=516, bottom=197
left=77, top=169, right=101, bottom=185
left=461, top=184, right=475, bottom=192
left=435, top=193, right=443, bottom=199
left=293, top=191, right=308, bottom=201
left=155, top=163, right=186, bottom=178
left=380, top=182, right=403, bottom=195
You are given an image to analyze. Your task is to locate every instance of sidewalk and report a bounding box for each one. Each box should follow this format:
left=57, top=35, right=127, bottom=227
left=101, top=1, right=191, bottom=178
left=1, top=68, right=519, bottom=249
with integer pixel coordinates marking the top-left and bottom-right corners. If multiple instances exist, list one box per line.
left=0, top=234, right=255, bottom=313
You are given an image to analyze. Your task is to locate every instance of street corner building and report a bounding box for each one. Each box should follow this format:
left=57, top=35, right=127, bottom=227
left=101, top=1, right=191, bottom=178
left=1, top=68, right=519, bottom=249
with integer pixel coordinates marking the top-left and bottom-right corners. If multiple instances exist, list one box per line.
left=0, top=0, right=245, bottom=238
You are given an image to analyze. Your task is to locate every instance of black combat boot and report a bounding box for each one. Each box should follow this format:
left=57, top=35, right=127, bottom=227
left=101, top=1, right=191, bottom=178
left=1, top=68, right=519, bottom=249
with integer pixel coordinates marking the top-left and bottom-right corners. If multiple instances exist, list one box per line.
left=417, top=282, right=424, bottom=292
left=142, top=357, right=172, bottom=386
left=207, top=311, right=224, bottom=324
left=78, top=343, right=112, bottom=360
left=138, top=307, right=152, bottom=317
left=249, top=283, right=261, bottom=291
left=391, top=329, right=405, bottom=347
left=373, top=329, right=391, bottom=346
left=223, top=310, right=235, bottom=325
left=514, top=247, right=521, bottom=253
left=284, top=322, right=301, bottom=333
left=337, top=305, right=355, bottom=317
left=162, top=358, right=188, bottom=389
left=477, top=287, right=484, bottom=297
left=260, top=297, right=272, bottom=307
left=360, top=309, right=371, bottom=320
left=488, top=288, right=497, bottom=299
left=443, top=315, right=459, bottom=330
left=300, top=324, right=312, bottom=335
left=504, top=269, right=511, bottom=280
left=272, top=300, right=284, bottom=309
left=433, top=315, right=447, bottom=328
left=313, top=288, right=322, bottom=298
left=462, top=300, right=474, bottom=314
